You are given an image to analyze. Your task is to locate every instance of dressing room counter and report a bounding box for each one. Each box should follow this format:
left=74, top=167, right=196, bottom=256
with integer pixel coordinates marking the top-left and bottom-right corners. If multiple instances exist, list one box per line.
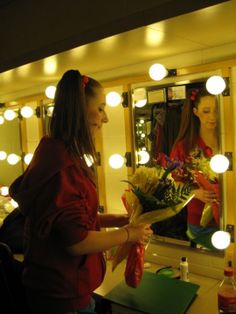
left=94, top=260, right=220, bottom=314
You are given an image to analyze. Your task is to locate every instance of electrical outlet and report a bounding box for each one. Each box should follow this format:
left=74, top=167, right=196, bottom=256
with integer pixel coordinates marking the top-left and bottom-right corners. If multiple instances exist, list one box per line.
left=226, top=224, right=235, bottom=242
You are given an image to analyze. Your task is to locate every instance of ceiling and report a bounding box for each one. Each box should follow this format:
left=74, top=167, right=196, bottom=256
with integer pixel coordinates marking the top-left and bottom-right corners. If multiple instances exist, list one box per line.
left=1, top=0, right=236, bottom=103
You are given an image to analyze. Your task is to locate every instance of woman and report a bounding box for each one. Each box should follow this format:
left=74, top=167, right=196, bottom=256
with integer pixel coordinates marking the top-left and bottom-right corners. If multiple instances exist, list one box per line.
left=9, top=70, right=152, bottom=314
left=170, top=87, right=220, bottom=245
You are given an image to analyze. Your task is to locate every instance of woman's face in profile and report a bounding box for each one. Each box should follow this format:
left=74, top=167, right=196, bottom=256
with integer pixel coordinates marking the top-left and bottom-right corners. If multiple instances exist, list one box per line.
left=193, top=95, right=217, bottom=130
left=87, top=87, right=109, bottom=136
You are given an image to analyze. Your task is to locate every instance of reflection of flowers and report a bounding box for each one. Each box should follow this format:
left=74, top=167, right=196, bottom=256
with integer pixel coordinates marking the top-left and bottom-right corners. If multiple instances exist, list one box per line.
left=182, top=148, right=220, bottom=227
left=112, top=162, right=194, bottom=288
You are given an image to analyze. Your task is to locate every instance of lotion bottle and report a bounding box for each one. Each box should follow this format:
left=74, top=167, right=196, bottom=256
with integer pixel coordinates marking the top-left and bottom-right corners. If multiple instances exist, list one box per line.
left=180, top=256, right=189, bottom=282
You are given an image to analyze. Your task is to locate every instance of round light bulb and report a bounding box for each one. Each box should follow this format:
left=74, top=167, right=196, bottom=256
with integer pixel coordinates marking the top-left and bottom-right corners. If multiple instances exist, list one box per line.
left=0, top=115, right=4, bottom=124
left=149, top=63, right=168, bottom=81
left=0, top=186, right=9, bottom=196
left=109, top=154, right=124, bottom=169
left=7, top=153, right=21, bottom=165
left=45, top=85, right=56, bottom=99
left=137, top=150, right=150, bottom=164
left=135, top=99, right=147, bottom=108
left=4, top=109, right=17, bottom=121
left=206, top=76, right=226, bottom=95
left=20, top=106, right=34, bottom=118
left=106, top=91, right=122, bottom=107
left=24, top=153, right=33, bottom=165
left=210, top=154, right=229, bottom=173
left=211, top=231, right=231, bottom=250
left=10, top=198, right=18, bottom=209
left=0, top=151, right=7, bottom=160
left=46, top=106, right=54, bottom=117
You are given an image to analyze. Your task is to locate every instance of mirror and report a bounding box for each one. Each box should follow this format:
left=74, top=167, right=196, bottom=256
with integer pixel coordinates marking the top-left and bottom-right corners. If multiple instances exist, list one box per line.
left=132, top=74, right=224, bottom=250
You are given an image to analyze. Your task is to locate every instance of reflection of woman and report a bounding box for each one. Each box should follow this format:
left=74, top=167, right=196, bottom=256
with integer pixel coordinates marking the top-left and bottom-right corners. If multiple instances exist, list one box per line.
left=170, top=88, right=220, bottom=244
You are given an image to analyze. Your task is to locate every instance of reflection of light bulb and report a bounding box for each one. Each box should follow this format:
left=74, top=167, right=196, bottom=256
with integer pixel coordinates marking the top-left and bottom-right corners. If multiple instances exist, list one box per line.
left=7, top=153, right=21, bottom=165
left=106, top=91, right=122, bottom=107
left=210, top=154, right=229, bottom=173
left=135, top=99, right=147, bottom=108
left=149, top=63, right=168, bottom=81
left=109, top=154, right=124, bottom=169
left=45, top=86, right=56, bottom=99
left=24, top=153, right=33, bottom=165
left=0, top=151, right=7, bottom=160
left=137, top=151, right=150, bottom=164
left=4, top=109, right=17, bottom=121
left=0, top=115, right=4, bottom=124
left=0, top=186, right=9, bottom=196
left=211, top=231, right=231, bottom=250
left=20, top=106, right=34, bottom=118
left=206, top=76, right=226, bottom=95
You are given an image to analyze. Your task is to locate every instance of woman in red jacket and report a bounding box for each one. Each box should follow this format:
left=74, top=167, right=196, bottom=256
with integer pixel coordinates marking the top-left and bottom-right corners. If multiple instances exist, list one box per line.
left=170, top=87, right=220, bottom=246
left=9, top=70, right=152, bottom=314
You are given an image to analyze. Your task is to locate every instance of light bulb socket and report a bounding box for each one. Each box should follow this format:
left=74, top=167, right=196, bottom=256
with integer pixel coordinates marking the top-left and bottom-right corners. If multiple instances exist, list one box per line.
left=125, top=152, right=132, bottom=167
left=222, top=77, right=230, bottom=96
left=35, top=106, right=41, bottom=118
left=167, top=69, right=177, bottom=77
left=226, top=224, right=234, bottom=243
left=225, top=152, right=233, bottom=171
left=122, top=92, right=129, bottom=108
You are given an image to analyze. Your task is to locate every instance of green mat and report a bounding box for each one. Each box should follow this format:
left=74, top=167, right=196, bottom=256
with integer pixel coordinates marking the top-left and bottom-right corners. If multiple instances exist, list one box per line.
left=105, top=271, right=200, bottom=314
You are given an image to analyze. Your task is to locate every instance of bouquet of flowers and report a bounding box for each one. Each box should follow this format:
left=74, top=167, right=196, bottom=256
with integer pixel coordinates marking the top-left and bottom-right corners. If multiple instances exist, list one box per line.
left=184, top=148, right=220, bottom=227
left=112, top=161, right=194, bottom=288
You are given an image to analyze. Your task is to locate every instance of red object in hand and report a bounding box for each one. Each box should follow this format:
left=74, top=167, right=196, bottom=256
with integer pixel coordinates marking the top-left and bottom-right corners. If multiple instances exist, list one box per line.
left=125, top=243, right=145, bottom=288
left=194, top=172, right=220, bottom=225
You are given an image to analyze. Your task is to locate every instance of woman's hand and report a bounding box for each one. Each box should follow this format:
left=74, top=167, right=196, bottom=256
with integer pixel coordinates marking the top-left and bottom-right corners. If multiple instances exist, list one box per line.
left=126, top=223, right=153, bottom=244
left=194, top=188, right=218, bottom=204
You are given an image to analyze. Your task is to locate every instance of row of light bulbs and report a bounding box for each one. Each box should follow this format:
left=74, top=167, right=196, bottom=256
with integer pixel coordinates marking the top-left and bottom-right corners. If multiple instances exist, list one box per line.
left=0, top=152, right=33, bottom=165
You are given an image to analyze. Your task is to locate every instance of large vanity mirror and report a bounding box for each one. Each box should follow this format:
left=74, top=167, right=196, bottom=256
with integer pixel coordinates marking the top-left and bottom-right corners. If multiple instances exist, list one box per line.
left=131, top=71, right=225, bottom=251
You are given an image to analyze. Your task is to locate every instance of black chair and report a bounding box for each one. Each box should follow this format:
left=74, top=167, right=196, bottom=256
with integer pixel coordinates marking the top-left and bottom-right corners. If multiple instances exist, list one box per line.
left=0, top=242, right=31, bottom=314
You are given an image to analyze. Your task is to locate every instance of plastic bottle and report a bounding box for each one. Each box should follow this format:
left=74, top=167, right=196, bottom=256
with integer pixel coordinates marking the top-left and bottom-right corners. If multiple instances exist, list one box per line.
left=180, top=256, right=189, bottom=282
left=218, top=261, right=236, bottom=314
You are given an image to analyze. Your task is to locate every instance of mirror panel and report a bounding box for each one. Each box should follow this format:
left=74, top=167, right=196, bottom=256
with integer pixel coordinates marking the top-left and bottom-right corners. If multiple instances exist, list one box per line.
left=131, top=71, right=225, bottom=249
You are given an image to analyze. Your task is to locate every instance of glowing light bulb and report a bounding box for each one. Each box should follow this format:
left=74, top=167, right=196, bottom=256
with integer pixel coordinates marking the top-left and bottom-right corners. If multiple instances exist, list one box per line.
left=0, top=115, right=4, bottom=124
left=149, top=63, right=168, bottom=81
left=7, top=153, right=21, bottom=165
left=210, top=154, right=229, bottom=173
left=20, top=106, right=34, bottom=118
left=206, top=76, right=226, bottom=95
left=45, top=86, right=56, bottom=99
left=109, top=154, right=124, bottom=169
left=10, top=198, right=18, bottom=209
left=46, top=106, right=54, bottom=117
left=211, top=231, right=231, bottom=250
left=137, top=150, right=150, bottom=164
left=106, top=91, right=122, bottom=107
left=0, top=151, right=7, bottom=160
left=24, top=153, right=33, bottom=165
left=4, top=109, right=17, bottom=121
left=0, top=186, right=9, bottom=196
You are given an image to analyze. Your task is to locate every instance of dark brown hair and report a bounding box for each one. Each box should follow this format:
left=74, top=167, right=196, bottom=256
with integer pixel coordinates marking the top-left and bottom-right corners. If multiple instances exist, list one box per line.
left=173, top=87, right=217, bottom=155
left=49, top=69, right=102, bottom=178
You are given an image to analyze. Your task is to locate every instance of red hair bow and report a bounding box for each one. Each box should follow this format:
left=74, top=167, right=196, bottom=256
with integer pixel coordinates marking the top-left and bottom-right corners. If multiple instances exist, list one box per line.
left=82, top=75, right=89, bottom=87
left=190, top=90, right=198, bottom=101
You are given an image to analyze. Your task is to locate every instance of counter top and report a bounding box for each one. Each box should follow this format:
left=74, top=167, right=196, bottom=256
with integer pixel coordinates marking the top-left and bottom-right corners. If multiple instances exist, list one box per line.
left=95, top=260, right=220, bottom=314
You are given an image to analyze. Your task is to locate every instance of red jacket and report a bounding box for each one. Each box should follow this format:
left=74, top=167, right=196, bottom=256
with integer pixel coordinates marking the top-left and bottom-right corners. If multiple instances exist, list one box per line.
left=170, top=137, right=217, bottom=226
left=9, top=136, right=106, bottom=314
